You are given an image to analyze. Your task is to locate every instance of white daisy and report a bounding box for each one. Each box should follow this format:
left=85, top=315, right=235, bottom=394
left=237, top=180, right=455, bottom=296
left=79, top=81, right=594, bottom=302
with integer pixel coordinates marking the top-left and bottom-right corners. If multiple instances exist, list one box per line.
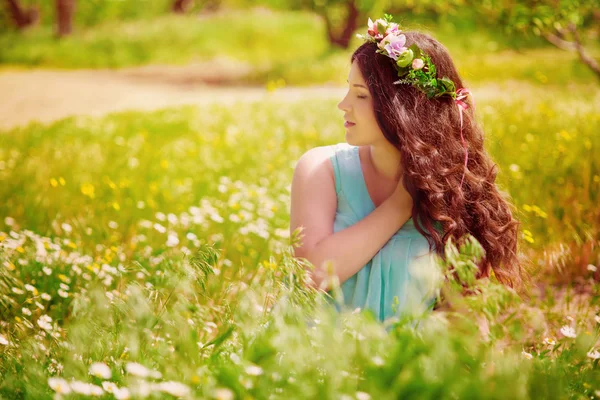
left=48, top=377, right=71, bottom=394
left=521, top=351, right=533, bottom=359
left=89, top=362, right=111, bottom=379
left=245, top=365, right=263, bottom=376
left=155, top=381, right=191, bottom=397
left=587, top=349, right=600, bottom=360
left=560, top=325, right=577, bottom=338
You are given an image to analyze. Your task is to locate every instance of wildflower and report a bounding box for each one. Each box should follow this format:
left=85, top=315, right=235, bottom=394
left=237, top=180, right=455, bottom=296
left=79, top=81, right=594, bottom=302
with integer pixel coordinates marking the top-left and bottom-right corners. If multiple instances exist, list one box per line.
left=356, top=392, right=371, bottom=400
left=595, top=315, right=600, bottom=324
left=61, top=223, right=72, bottom=233
left=89, top=362, right=111, bottom=379
left=11, top=287, right=24, bottom=295
left=24, top=284, right=36, bottom=293
left=214, top=387, right=234, bottom=400
left=58, top=289, right=69, bottom=298
left=43, top=267, right=52, bottom=275
left=166, top=233, right=179, bottom=247
left=521, top=351, right=533, bottom=359
left=41, top=293, right=51, bottom=301
left=587, top=264, right=597, bottom=272
left=102, top=382, right=118, bottom=393
left=125, top=362, right=161, bottom=378
left=0, top=334, right=8, bottom=345
left=155, top=381, right=190, bottom=397
left=587, top=349, right=600, bottom=360
left=245, top=365, right=263, bottom=376
left=543, top=337, right=556, bottom=346
left=153, top=223, right=167, bottom=234
left=37, top=315, right=53, bottom=331
left=114, top=387, right=131, bottom=400
left=560, top=325, right=577, bottom=338
left=70, top=381, right=104, bottom=396
left=22, top=307, right=32, bottom=316
left=48, top=377, right=71, bottom=394
left=108, top=221, right=119, bottom=229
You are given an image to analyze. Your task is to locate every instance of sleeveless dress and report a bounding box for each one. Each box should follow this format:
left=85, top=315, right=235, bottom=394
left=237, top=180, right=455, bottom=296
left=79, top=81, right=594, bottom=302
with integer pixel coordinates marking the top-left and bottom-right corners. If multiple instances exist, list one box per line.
left=326, top=142, right=442, bottom=322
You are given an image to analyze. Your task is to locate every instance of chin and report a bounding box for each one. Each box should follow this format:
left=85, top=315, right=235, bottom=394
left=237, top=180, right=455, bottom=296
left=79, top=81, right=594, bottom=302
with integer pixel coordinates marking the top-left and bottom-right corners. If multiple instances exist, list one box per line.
left=345, top=133, right=367, bottom=147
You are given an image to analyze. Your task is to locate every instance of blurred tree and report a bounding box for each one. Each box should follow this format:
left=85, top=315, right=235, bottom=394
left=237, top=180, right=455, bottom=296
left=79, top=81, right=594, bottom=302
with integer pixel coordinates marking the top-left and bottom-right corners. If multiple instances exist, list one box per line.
left=173, top=0, right=194, bottom=13
left=467, top=0, right=599, bottom=79
left=256, top=0, right=461, bottom=49
left=172, top=0, right=222, bottom=14
left=56, top=0, right=75, bottom=37
left=4, top=0, right=39, bottom=29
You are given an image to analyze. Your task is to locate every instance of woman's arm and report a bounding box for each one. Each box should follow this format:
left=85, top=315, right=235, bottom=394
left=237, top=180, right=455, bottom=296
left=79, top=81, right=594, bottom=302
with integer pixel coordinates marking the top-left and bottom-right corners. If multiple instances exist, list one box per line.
left=290, top=146, right=413, bottom=291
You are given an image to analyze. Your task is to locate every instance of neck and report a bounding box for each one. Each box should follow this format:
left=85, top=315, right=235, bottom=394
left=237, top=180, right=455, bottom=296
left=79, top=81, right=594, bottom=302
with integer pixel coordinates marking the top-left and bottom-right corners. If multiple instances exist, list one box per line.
left=369, top=141, right=403, bottom=182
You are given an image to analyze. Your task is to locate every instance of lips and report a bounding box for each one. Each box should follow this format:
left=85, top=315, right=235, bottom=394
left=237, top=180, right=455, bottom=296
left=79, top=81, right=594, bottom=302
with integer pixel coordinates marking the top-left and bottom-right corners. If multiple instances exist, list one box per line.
left=344, top=120, right=356, bottom=127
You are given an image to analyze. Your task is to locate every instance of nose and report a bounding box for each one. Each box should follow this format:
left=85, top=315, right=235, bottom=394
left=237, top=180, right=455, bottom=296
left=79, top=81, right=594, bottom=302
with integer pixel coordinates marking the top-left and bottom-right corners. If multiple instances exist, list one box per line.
left=337, top=95, right=349, bottom=113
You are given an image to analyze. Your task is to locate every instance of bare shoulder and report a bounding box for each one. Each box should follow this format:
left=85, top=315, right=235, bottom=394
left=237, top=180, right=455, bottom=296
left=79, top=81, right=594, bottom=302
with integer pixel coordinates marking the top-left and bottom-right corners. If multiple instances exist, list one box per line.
left=294, top=144, right=337, bottom=178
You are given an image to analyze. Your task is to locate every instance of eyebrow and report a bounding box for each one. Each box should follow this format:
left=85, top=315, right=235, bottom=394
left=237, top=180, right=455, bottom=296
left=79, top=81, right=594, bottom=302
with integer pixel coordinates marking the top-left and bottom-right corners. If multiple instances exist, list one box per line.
left=346, top=79, right=367, bottom=89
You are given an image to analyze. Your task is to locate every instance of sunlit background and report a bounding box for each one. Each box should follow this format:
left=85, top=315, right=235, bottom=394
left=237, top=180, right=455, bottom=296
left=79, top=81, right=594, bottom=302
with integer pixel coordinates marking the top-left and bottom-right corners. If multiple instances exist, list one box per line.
left=0, top=1, right=599, bottom=399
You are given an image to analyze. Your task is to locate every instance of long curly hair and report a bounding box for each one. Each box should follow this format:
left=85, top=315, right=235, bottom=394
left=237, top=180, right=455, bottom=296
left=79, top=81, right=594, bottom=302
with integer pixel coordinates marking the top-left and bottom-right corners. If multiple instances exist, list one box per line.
left=351, top=31, right=526, bottom=291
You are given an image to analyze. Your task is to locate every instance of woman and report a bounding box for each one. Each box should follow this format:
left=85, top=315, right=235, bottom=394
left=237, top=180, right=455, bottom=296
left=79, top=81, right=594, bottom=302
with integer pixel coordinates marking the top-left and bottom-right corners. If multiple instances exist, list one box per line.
left=289, top=16, right=524, bottom=322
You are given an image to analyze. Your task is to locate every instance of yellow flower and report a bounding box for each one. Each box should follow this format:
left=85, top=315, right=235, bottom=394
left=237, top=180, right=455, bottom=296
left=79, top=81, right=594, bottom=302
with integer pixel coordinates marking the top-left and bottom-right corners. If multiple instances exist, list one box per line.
left=59, top=177, right=66, bottom=186
left=50, top=178, right=58, bottom=187
left=80, top=183, right=96, bottom=199
left=160, top=159, right=169, bottom=169
left=16, top=247, right=25, bottom=254
left=522, top=229, right=534, bottom=244
left=113, top=202, right=120, bottom=211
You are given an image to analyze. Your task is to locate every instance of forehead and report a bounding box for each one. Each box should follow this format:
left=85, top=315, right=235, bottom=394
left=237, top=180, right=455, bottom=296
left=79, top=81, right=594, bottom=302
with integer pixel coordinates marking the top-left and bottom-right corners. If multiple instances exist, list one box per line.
left=348, top=61, right=366, bottom=84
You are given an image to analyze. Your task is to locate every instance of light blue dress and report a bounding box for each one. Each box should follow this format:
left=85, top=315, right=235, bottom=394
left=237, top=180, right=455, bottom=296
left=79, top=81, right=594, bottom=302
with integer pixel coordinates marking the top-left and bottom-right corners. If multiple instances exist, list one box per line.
left=326, top=142, right=442, bottom=322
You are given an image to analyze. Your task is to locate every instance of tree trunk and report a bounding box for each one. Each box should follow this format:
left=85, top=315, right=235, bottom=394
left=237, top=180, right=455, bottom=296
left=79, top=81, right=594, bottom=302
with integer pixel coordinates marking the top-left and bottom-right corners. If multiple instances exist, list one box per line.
left=172, top=0, right=195, bottom=13
left=323, top=0, right=360, bottom=49
left=56, top=0, right=75, bottom=37
left=569, top=23, right=600, bottom=81
left=543, top=24, right=600, bottom=81
left=5, top=0, right=39, bottom=29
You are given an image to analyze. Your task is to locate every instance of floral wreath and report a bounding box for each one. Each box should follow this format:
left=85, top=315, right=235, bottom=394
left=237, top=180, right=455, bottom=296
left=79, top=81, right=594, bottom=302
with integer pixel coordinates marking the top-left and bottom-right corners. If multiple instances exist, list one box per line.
left=356, top=13, right=474, bottom=188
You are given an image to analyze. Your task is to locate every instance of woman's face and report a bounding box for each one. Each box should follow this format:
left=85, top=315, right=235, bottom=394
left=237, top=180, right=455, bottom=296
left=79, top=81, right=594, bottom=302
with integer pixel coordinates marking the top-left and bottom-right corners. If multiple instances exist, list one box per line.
left=337, top=60, right=385, bottom=146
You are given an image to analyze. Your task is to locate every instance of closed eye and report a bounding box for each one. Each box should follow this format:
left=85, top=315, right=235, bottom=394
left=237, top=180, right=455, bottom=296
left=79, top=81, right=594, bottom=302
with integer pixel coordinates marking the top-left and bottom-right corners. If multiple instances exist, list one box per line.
left=357, top=95, right=367, bottom=99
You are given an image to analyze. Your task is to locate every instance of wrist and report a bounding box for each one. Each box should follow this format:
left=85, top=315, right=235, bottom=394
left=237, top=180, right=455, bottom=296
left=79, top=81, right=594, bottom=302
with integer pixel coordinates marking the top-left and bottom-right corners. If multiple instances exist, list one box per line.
left=383, top=195, right=412, bottom=224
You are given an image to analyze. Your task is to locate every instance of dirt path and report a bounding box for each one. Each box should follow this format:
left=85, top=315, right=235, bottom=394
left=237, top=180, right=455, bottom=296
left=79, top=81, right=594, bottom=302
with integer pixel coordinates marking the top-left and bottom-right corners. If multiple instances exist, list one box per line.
left=0, top=63, right=551, bottom=131
left=0, top=63, right=346, bottom=131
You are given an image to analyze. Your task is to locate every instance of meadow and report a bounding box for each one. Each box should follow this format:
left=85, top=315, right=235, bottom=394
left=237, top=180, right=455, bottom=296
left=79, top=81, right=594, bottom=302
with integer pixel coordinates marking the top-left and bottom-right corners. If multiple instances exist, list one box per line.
left=1, top=5, right=600, bottom=400
left=1, top=86, right=599, bottom=398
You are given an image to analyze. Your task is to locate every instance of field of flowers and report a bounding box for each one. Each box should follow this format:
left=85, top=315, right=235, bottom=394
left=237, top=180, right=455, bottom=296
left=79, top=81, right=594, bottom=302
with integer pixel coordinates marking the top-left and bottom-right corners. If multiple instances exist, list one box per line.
left=0, top=83, right=599, bottom=398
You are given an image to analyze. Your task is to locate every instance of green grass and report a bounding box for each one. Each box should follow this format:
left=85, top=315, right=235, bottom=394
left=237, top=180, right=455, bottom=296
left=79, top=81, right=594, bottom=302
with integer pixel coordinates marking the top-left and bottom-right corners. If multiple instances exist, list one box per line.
left=0, top=86, right=599, bottom=397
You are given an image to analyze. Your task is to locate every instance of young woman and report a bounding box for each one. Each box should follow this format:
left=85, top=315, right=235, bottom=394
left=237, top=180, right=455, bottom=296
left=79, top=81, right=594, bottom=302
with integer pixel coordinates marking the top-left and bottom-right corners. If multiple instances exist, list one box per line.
left=290, top=16, right=524, bottom=322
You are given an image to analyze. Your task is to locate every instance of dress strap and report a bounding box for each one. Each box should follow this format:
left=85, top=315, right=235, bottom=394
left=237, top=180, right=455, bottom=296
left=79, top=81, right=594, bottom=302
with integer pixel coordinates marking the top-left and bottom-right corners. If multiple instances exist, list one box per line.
left=329, top=143, right=370, bottom=219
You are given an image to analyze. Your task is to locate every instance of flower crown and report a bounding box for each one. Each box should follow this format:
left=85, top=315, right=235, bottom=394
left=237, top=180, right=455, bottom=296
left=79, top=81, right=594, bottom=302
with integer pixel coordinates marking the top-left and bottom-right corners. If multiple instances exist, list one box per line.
left=356, top=13, right=458, bottom=100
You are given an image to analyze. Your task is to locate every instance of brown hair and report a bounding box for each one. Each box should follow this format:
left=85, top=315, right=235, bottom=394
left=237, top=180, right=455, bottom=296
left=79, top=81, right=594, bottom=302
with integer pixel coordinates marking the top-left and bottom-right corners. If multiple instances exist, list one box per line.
left=351, top=31, right=527, bottom=291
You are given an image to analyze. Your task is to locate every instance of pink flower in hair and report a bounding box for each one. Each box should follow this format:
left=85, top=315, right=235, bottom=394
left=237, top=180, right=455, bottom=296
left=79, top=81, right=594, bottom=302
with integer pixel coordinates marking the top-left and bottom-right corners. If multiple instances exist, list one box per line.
left=367, top=18, right=386, bottom=39
left=412, top=58, right=424, bottom=70
left=385, top=23, right=400, bottom=36
left=378, top=33, right=407, bottom=61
